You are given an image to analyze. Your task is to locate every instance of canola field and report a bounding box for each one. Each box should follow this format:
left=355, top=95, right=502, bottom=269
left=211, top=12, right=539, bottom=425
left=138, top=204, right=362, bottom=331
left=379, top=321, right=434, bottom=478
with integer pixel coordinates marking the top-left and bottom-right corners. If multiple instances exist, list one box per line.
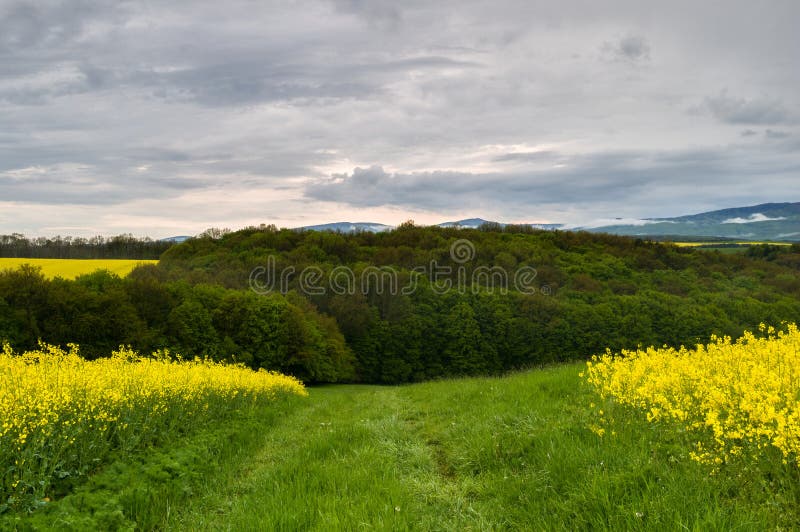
left=0, top=258, right=157, bottom=279
left=585, top=323, right=800, bottom=468
left=0, top=343, right=306, bottom=511
left=671, top=241, right=793, bottom=247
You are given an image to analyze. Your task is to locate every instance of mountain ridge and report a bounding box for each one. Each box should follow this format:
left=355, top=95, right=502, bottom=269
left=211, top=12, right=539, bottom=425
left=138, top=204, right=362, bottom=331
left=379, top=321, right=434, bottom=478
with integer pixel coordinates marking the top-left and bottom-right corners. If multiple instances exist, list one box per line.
left=590, top=202, right=800, bottom=241
left=160, top=202, right=800, bottom=242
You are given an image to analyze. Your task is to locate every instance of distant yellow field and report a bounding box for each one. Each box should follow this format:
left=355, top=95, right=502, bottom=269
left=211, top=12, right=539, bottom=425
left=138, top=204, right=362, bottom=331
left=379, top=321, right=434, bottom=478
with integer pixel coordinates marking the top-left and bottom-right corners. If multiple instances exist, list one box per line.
left=671, top=241, right=793, bottom=247
left=0, top=258, right=158, bottom=279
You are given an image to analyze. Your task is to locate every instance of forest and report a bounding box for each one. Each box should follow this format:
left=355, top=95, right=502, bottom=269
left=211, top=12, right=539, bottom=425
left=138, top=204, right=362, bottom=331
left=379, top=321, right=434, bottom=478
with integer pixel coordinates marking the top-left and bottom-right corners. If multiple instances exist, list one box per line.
left=0, top=233, right=174, bottom=259
left=1, top=223, right=799, bottom=383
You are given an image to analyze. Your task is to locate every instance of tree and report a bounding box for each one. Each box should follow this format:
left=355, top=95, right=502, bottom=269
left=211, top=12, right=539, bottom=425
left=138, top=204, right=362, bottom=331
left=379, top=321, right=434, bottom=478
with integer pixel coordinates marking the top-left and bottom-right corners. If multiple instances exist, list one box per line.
left=443, top=301, right=489, bottom=375
left=167, top=299, right=220, bottom=359
left=0, top=265, right=49, bottom=347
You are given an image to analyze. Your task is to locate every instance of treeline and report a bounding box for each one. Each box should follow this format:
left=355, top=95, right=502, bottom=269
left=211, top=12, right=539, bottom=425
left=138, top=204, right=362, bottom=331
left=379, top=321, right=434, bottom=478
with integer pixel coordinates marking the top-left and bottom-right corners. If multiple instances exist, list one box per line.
left=0, top=233, right=175, bottom=259
left=745, top=243, right=800, bottom=267
left=0, top=265, right=354, bottom=383
left=2, top=224, right=800, bottom=383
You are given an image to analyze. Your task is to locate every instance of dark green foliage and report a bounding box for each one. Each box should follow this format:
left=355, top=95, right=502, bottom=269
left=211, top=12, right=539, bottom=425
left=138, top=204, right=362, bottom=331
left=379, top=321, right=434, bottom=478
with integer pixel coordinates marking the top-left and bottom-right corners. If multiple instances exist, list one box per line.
left=0, top=269, right=355, bottom=382
left=443, top=301, right=495, bottom=375
left=0, top=264, right=49, bottom=346
left=151, top=224, right=800, bottom=382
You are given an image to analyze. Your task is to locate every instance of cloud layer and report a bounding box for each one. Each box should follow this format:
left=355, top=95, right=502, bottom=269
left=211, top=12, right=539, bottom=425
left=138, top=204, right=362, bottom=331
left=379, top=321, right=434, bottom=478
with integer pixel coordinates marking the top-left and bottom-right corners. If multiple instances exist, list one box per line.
left=1, top=0, right=799, bottom=236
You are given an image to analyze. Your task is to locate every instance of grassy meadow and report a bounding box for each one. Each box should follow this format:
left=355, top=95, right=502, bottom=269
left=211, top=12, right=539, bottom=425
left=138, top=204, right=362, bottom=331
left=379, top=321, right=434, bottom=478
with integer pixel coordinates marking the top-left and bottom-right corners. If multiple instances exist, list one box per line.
left=9, top=340, right=798, bottom=530
left=0, top=258, right=157, bottom=279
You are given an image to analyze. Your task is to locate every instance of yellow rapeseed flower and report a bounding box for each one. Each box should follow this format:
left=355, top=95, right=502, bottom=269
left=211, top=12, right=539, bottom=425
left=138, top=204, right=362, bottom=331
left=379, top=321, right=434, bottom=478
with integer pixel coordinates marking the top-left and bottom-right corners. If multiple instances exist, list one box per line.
left=0, top=342, right=307, bottom=506
left=584, top=324, right=800, bottom=468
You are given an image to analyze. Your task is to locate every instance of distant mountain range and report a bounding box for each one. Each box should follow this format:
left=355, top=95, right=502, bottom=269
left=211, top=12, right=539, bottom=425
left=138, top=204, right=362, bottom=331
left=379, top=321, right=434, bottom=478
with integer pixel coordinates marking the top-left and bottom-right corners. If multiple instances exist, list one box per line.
left=161, top=202, right=800, bottom=242
left=585, top=202, right=800, bottom=241
left=437, top=218, right=563, bottom=230
left=297, top=218, right=563, bottom=233
left=159, top=235, right=192, bottom=243
left=298, top=222, right=394, bottom=233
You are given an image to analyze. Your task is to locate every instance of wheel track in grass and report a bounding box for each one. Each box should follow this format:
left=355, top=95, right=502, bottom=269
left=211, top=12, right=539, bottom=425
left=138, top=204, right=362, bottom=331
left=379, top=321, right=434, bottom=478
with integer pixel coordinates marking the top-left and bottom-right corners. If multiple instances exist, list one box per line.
left=162, top=365, right=783, bottom=530
left=167, top=385, right=472, bottom=530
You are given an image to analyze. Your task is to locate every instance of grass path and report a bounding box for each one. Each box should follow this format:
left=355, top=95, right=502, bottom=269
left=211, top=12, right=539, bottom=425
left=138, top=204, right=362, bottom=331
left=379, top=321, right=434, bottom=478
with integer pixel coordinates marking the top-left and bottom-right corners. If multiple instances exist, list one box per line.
left=167, top=364, right=776, bottom=530
left=169, top=385, right=451, bottom=530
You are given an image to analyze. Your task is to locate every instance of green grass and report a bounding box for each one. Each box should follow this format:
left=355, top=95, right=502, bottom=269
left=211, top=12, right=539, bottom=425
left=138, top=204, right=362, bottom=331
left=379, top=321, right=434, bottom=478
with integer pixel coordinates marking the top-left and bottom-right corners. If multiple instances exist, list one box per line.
left=0, top=258, right=157, bottom=279
left=9, top=364, right=797, bottom=530
left=2, top=397, right=305, bottom=530
left=170, top=364, right=789, bottom=530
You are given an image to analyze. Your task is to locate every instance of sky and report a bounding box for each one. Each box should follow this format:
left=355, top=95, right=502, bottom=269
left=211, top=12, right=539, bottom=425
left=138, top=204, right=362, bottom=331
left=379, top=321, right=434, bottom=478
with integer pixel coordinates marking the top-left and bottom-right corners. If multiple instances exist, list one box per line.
left=1, top=0, right=799, bottom=238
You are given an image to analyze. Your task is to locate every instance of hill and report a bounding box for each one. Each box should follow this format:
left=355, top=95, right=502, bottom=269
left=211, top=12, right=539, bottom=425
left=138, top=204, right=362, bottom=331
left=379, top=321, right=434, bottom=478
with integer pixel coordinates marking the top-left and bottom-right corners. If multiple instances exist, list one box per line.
left=152, top=224, right=800, bottom=383
left=295, top=203, right=799, bottom=241
left=298, top=222, right=393, bottom=233
left=4, top=223, right=800, bottom=384
left=588, top=202, right=800, bottom=241
left=159, top=235, right=192, bottom=243
left=299, top=218, right=563, bottom=232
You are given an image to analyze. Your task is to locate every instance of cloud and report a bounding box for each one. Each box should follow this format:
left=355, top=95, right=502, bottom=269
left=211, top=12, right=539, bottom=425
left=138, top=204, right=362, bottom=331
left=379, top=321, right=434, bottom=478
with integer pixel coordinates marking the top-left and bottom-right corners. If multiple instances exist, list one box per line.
left=602, top=35, right=651, bottom=62
left=722, top=213, right=787, bottom=224
left=0, top=163, right=216, bottom=205
left=491, top=151, right=559, bottom=163
left=765, top=129, right=791, bottom=139
left=705, top=91, right=796, bottom=125
left=0, top=0, right=799, bottom=236
left=571, top=218, right=674, bottom=229
left=330, top=0, right=403, bottom=28
left=305, top=144, right=800, bottom=220
left=141, top=56, right=479, bottom=108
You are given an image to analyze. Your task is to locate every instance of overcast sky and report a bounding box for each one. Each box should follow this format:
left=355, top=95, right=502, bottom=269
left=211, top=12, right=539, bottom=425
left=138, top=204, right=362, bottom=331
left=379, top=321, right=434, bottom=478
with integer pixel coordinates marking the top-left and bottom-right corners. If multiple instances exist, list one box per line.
left=1, top=0, right=799, bottom=237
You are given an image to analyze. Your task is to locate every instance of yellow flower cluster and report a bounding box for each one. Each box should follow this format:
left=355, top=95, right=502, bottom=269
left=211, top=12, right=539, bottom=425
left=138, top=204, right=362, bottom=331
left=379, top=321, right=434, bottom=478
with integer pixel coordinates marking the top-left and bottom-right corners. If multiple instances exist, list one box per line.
left=0, top=343, right=306, bottom=506
left=0, top=258, right=158, bottom=279
left=584, top=324, right=800, bottom=467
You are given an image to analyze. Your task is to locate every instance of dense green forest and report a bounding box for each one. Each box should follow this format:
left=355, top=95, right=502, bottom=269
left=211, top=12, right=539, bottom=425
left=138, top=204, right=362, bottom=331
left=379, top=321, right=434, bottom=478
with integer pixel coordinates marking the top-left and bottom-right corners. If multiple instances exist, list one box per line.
left=1, top=224, right=799, bottom=383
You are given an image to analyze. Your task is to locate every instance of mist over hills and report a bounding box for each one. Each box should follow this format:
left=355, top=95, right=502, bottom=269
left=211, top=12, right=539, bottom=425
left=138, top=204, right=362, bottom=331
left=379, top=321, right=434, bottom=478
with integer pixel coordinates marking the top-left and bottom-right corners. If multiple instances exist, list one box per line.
left=296, top=218, right=563, bottom=233
left=292, top=203, right=800, bottom=241
left=586, top=202, right=800, bottom=241
left=299, top=222, right=394, bottom=233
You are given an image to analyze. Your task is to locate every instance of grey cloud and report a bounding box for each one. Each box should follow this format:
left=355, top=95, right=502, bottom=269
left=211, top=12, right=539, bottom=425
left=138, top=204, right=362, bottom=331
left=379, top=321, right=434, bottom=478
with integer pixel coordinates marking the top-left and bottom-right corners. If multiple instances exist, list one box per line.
left=0, top=144, right=85, bottom=173
left=79, top=64, right=114, bottom=90
left=0, top=88, right=51, bottom=106
left=765, top=129, right=791, bottom=139
left=0, top=3, right=47, bottom=51
left=0, top=136, right=334, bottom=205
left=491, top=151, right=559, bottom=163
left=0, top=2, right=108, bottom=53
left=0, top=2, right=127, bottom=71
left=151, top=55, right=479, bottom=107
left=705, top=92, right=796, bottom=125
left=331, top=0, right=403, bottom=28
left=1, top=54, right=478, bottom=108
left=603, top=35, right=651, bottom=62
left=305, top=144, right=800, bottom=214
left=0, top=0, right=799, bottom=235
left=0, top=65, right=112, bottom=106
left=0, top=163, right=214, bottom=205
